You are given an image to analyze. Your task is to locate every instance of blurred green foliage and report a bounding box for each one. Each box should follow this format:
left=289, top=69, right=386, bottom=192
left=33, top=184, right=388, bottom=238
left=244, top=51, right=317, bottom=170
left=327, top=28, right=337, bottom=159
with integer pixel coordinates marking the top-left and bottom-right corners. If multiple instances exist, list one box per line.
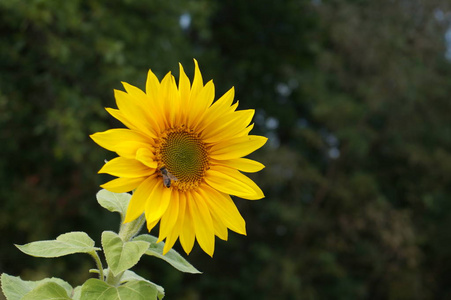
left=1, top=0, right=451, bottom=299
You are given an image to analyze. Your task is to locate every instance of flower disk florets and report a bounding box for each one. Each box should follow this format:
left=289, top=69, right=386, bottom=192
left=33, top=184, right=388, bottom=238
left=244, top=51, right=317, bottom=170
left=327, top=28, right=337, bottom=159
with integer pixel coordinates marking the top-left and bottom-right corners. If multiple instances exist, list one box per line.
left=156, top=127, right=209, bottom=192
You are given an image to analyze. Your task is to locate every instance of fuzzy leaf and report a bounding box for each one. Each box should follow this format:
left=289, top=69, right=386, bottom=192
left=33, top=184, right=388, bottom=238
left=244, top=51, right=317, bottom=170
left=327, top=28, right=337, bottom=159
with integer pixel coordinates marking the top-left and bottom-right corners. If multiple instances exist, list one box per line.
left=80, top=278, right=158, bottom=299
left=15, top=231, right=99, bottom=258
left=22, top=282, right=71, bottom=300
left=96, top=189, right=131, bottom=221
left=102, top=231, right=149, bottom=276
left=117, top=270, right=164, bottom=299
left=1, top=273, right=33, bottom=300
left=133, top=234, right=201, bottom=274
left=72, top=286, right=82, bottom=300
left=1, top=274, right=73, bottom=300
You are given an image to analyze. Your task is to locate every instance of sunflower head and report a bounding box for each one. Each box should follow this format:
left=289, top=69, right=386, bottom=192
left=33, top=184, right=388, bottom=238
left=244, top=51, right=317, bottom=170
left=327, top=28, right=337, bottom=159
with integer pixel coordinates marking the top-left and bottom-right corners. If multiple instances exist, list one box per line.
left=91, top=60, right=267, bottom=256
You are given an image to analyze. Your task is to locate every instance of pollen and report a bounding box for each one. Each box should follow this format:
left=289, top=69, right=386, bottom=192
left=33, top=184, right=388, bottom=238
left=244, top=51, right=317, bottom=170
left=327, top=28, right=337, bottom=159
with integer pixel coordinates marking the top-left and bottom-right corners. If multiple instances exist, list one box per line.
left=155, top=126, right=209, bottom=191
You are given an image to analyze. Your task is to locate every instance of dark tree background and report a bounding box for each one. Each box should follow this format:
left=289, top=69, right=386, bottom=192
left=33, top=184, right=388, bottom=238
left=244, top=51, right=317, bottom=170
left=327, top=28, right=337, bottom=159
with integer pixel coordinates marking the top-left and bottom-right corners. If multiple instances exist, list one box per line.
left=1, top=0, right=451, bottom=299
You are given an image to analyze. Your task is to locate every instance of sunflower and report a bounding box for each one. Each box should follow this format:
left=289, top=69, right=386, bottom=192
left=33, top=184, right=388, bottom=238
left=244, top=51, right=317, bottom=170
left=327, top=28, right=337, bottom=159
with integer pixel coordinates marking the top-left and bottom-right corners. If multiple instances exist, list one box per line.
left=90, top=60, right=267, bottom=256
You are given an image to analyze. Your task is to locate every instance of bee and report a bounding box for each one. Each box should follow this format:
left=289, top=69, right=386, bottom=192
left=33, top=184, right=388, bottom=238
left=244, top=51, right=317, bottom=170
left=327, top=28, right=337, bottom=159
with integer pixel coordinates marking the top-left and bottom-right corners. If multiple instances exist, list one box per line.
left=160, top=167, right=178, bottom=188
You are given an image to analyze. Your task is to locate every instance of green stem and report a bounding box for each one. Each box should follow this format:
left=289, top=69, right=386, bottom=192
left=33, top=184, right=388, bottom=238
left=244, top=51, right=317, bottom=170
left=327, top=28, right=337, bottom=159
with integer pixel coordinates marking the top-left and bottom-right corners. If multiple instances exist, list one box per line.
left=90, top=251, right=104, bottom=281
left=118, top=214, right=146, bottom=242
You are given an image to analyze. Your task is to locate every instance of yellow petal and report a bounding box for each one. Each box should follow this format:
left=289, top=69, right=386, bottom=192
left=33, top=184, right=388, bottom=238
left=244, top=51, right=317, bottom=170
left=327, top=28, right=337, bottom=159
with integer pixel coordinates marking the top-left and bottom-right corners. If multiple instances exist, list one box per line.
left=210, top=87, right=235, bottom=113
left=168, top=74, right=180, bottom=127
left=124, top=175, right=157, bottom=223
left=114, top=141, right=154, bottom=160
left=143, top=69, right=167, bottom=127
left=210, top=135, right=268, bottom=161
left=158, top=72, right=178, bottom=127
left=121, top=81, right=146, bottom=98
left=98, top=157, right=154, bottom=178
left=178, top=63, right=191, bottom=124
left=163, top=192, right=186, bottom=254
left=210, top=209, right=228, bottom=241
left=136, top=148, right=158, bottom=169
left=114, top=90, right=157, bottom=138
left=241, top=123, right=254, bottom=136
left=219, top=109, right=255, bottom=139
left=199, top=184, right=246, bottom=235
left=162, top=235, right=177, bottom=255
left=196, top=87, right=235, bottom=133
left=180, top=194, right=195, bottom=255
left=158, top=191, right=179, bottom=243
left=146, top=218, right=159, bottom=232
left=178, top=63, right=191, bottom=102
left=190, top=59, right=203, bottom=102
left=105, top=108, right=138, bottom=132
left=212, top=158, right=265, bottom=173
left=90, top=129, right=150, bottom=153
left=205, top=166, right=264, bottom=200
left=122, top=81, right=162, bottom=133
left=189, top=80, right=215, bottom=130
left=100, top=177, right=145, bottom=193
left=145, top=183, right=172, bottom=223
left=200, top=104, right=245, bottom=131
left=163, top=193, right=186, bottom=255
left=202, top=110, right=255, bottom=144
left=190, top=191, right=215, bottom=257
left=145, top=69, right=160, bottom=103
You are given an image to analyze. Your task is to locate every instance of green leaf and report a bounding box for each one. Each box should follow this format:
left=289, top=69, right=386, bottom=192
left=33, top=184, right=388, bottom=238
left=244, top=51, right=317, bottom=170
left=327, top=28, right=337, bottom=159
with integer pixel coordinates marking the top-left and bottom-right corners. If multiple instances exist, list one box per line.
left=22, top=282, right=71, bottom=300
left=115, top=269, right=164, bottom=299
left=102, top=231, right=150, bottom=276
left=1, top=273, right=33, bottom=300
left=15, top=231, right=99, bottom=258
left=96, top=189, right=131, bottom=220
left=72, top=286, right=82, bottom=300
left=80, top=278, right=158, bottom=300
left=133, top=234, right=201, bottom=274
left=1, top=274, right=73, bottom=300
